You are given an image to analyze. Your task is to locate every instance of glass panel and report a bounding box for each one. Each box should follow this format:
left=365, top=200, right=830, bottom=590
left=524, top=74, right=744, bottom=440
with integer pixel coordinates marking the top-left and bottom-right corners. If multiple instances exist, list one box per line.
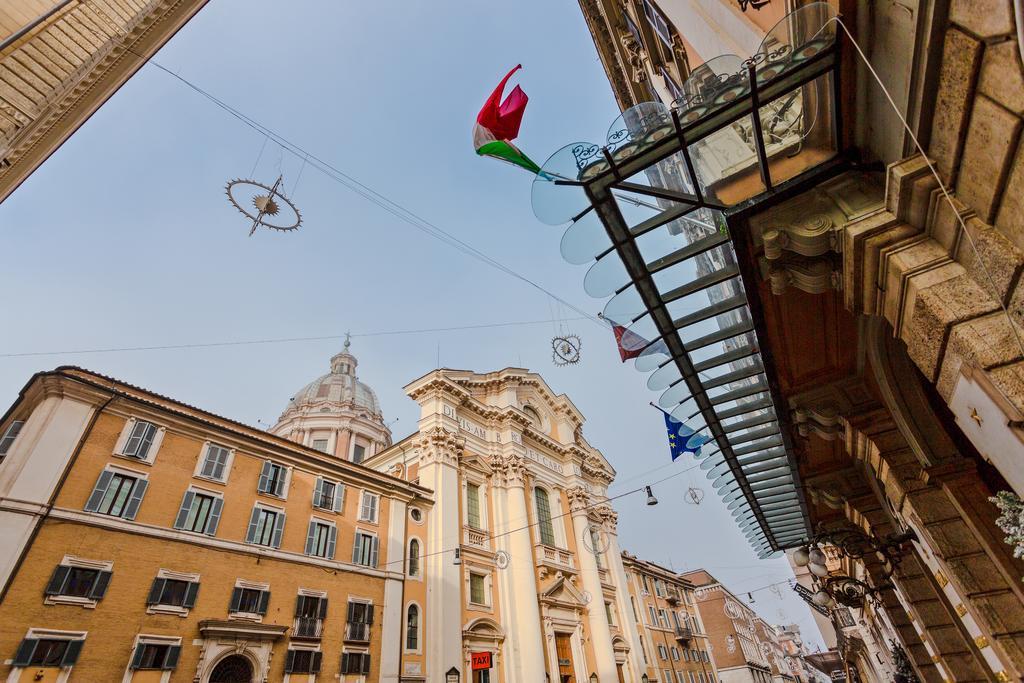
left=648, top=361, right=681, bottom=391
left=603, top=285, right=645, bottom=327
left=758, top=71, right=837, bottom=186
left=672, top=54, right=746, bottom=124
left=584, top=252, right=630, bottom=298
left=754, top=2, right=837, bottom=86
left=560, top=210, right=611, bottom=265
left=532, top=142, right=601, bottom=225
left=617, top=314, right=661, bottom=354
left=688, top=114, right=765, bottom=206
left=606, top=101, right=674, bottom=159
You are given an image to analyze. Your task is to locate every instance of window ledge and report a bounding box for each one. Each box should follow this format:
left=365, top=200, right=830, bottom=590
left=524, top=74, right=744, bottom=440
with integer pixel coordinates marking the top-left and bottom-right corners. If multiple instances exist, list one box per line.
left=256, top=491, right=288, bottom=501
left=147, top=604, right=189, bottom=617
left=356, top=517, right=379, bottom=526
left=44, top=595, right=97, bottom=609
left=194, top=474, right=227, bottom=486
left=112, top=452, right=154, bottom=466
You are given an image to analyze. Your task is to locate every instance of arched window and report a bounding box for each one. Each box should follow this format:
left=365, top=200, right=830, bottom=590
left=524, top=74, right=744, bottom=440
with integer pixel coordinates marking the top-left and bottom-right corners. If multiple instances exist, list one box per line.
left=408, top=539, right=420, bottom=577
left=406, top=604, right=419, bottom=650
left=534, top=487, right=556, bottom=546
left=523, top=405, right=542, bottom=429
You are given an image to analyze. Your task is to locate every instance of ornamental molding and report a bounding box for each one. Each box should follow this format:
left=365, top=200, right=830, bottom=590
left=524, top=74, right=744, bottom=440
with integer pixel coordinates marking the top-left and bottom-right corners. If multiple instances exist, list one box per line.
left=416, top=426, right=464, bottom=467
left=595, top=505, right=618, bottom=533
left=489, top=453, right=527, bottom=488
left=566, top=486, right=591, bottom=513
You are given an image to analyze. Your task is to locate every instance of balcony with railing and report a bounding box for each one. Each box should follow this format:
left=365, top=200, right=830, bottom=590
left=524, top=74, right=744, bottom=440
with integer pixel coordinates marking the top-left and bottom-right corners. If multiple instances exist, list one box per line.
left=674, top=625, right=693, bottom=642
left=292, top=617, right=323, bottom=640
left=534, top=543, right=575, bottom=574
left=344, top=622, right=370, bottom=643
left=463, top=526, right=489, bottom=549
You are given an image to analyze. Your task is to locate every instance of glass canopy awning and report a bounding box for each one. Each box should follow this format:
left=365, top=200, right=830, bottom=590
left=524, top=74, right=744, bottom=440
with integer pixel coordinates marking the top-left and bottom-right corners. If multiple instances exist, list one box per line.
left=533, top=3, right=842, bottom=557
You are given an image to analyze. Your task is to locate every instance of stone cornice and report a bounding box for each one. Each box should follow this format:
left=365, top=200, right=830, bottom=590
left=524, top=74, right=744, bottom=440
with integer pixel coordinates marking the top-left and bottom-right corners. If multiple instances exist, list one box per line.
left=26, top=368, right=430, bottom=502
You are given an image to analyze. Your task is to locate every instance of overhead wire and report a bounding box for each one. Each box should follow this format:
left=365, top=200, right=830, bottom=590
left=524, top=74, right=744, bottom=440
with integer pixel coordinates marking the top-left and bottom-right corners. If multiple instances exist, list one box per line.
left=0, top=317, right=591, bottom=358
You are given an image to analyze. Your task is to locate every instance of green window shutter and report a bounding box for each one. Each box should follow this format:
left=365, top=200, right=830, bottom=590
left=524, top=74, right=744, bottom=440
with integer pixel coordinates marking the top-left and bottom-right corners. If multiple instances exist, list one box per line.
left=228, top=587, right=243, bottom=612
left=206, top=497, right=223, bottom=536
left=352, top=535, right=361, bottom=564
left=304, top=520, right=317, bottom=556
left=183, top=581, right=200, bottom=609
left=257, top=590, right=271, bottom=615
left=311, top=651, right=323, bottom=673
left=61, top=640, right=83, bottom=667
left=163, top=645, right=181, bottom=670
left=257, top=460, right=272, bottom=493
left=147, top=578, right=165, bottom=605
left=44, top=565, right=70, bottom=596
left=174, top=491, right=195, bottom=529
left=362, top=653, right=371, bottom=674
left=340, top=653, right=349, bottom=674
left=245, top=507, right=261, bottom=543
left=122, top=478, right=148, bottom=520
left=84, top=470, right=113, bottom=512
left=130, top=643, right=145, bottom=670
left=90, top=570, right=112, bottom=600
left=326, top=525, right=337, bottom=560
left=271, top=511, right=286, bottom=548
left=12, top=639, right=37, bottom=667
left=284, top=650, right=296, bottom=673
left=294, top=595, right=306, bottom=617
left=318, top=597, right=328, bottom=619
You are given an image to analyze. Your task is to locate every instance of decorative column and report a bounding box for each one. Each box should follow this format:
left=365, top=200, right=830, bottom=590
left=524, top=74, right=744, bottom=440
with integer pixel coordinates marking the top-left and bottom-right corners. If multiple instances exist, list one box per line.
left=492, top=454, right=546, bottom=682
left=567, top=487, right=618, bottom=682
left=417, top=427, right=464, bottom=683
left=600, top=506, right=643, bottom=683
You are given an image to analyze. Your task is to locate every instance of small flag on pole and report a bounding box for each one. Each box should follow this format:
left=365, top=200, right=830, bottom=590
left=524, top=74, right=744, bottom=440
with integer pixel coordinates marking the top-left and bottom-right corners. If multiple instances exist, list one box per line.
left=656, top=405, right=712, bottom=460
left=604, top=315, right=668, bottom=362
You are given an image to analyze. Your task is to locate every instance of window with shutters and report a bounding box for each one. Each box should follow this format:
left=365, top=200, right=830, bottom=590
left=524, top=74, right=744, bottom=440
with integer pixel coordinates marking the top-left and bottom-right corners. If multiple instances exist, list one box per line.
left=340, top=651, right=372, bottom=675
left=358, top=490, right=378, bottom=523
left=173, top=489, right=223, bottom=536
left=285, top=648, right=322, bottom=674
left=408, top=538, right=420, bottom=577
left=305, top=519, right=337, bottom=559
left=229, top=582, right=271, bottom=619
left=658, top=644, right=668, bottom=660
left=245, top=504, right=285, bottom=548
left=642, top=0, right=674, bottom=49
left=684, top=648, right=690, bottom=662
left=84, top=467, right=148, bottom=519
left=659, top=608, right=669, bottom=629
left=533, top=487, right=556, bottom=546
left=671, top=646, right=680, bottom=661
left=313, top=477, right=343, bottom=512
left=311, top=438, right=329, bottom=453
left=44, top=557, right=113, bottom=608
left=257, top=460, right=289, bottom=498
left=405, top=603, right=420, bottom=652
left=648, top=605, right=658, bottom=625
left=351, top=443, right=366, bottom=464
left=466, top=482, right=482, bottom=529
left=345, top=600, right=374, bottom=642
left=351, top=531, right=378, bottom=567
left=116, top=419, right=163, bottom=463
left=293, top=593, right=328, bottom=640
left=128, top=636, right=181, bottom=671
left=0, top=420, right=24, bottom=461
left=12, top=633, right=85, bottom=669
left=146, top=570, right=200, bottom=616
left=196, top=443, right=232, bottom=482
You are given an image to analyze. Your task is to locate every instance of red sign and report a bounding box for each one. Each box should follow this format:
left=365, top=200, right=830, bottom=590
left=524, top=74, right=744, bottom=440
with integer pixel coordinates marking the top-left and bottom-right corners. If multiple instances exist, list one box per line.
left=471, top=652, right=492, bottom=670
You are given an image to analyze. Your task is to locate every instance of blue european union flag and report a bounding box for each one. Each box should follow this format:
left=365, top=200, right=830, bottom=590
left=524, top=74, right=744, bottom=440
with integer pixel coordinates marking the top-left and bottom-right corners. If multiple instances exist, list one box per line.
left=662, top=409, right=712, bottom=461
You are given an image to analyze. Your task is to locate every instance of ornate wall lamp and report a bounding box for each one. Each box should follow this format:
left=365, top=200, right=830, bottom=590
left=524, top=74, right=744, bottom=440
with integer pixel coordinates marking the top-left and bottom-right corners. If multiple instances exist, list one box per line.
left=792, top=526, right=917, bottom=608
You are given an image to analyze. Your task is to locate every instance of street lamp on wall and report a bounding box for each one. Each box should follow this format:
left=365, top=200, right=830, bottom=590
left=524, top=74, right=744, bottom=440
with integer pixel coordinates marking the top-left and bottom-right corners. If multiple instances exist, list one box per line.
left=446, top=666, right=460, bottom=683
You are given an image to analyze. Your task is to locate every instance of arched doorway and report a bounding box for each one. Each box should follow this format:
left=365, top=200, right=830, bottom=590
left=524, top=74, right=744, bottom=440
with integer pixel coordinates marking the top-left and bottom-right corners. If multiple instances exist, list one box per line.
left=209, top=655, right=253, bottom=683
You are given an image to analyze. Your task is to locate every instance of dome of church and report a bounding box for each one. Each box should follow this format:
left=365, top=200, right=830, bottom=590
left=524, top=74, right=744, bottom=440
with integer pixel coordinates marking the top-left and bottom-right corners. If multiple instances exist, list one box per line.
left=283, top=338, right=382, bottom=417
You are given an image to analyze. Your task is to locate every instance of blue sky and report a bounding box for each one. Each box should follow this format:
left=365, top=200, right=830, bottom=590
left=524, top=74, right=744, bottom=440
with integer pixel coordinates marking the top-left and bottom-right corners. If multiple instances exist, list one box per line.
left=0, top=0, right=823, bottom=647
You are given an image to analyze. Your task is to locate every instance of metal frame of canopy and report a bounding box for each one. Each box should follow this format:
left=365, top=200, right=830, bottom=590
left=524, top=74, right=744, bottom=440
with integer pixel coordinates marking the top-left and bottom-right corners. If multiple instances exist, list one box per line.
left=547, top=16, right=848, bottom=555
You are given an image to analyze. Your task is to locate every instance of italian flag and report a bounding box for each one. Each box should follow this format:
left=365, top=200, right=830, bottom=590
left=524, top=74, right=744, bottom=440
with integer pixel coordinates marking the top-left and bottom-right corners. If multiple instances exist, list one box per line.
left=473, top=65, right=541, bottom=174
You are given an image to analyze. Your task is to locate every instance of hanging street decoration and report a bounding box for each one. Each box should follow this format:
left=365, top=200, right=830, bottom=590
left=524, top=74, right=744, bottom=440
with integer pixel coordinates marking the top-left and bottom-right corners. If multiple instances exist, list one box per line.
left=685, top=487, right=705, bottom=505
left=225, top=175, right=302, bottom=236
left=473, top=65, right=541, bottom=174
left=552, top=334, right=582, bottom=366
